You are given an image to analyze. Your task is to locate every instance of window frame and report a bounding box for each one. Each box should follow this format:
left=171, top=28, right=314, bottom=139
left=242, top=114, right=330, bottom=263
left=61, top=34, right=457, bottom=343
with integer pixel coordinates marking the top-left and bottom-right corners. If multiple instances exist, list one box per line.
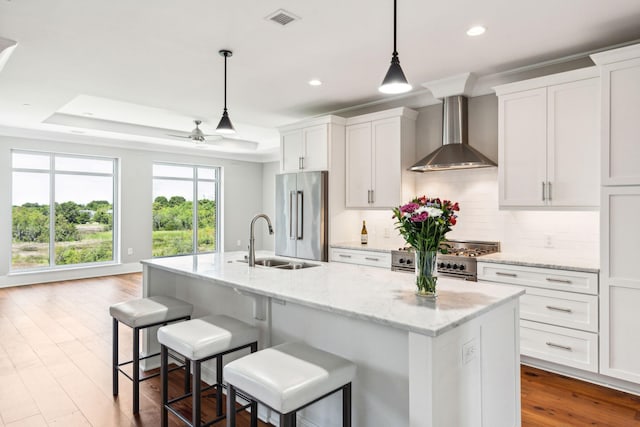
left=10, top=149, right=119, bottom=272
left=152, top=162, right=221, bottom=257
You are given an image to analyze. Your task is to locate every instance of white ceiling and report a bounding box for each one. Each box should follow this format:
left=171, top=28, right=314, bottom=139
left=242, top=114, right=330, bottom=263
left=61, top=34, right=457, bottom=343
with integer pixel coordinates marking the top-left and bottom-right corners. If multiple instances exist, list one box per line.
left=1, top=0, right=640, bottom=159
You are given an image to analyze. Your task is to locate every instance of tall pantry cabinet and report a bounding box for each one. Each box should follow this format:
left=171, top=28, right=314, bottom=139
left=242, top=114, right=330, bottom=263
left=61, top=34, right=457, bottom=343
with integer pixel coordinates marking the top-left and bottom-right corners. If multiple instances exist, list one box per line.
left=592, top=43, right=640, bottom=384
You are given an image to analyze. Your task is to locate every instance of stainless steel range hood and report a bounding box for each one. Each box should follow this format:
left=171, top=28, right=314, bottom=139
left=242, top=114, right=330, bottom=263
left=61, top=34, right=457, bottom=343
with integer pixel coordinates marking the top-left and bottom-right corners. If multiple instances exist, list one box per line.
left=409, top=95, right=497, bottom=172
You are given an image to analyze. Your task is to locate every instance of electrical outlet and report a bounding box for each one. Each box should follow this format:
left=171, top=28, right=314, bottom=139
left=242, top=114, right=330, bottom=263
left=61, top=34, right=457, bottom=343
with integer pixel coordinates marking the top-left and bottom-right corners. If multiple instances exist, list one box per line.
left=462, top=339, right=477, bottom=364
left=236, top=239, right=242, bottom=247
left=127, top=248, right=133, bottom=256
left=383, top=227, right=391, bottom=238
left=544, top=233, right=554, bottom=248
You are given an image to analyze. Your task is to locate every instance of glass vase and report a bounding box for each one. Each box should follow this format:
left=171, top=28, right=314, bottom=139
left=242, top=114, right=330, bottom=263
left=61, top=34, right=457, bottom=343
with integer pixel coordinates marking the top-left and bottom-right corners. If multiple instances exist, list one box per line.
left=415, top=250, right=438, bottom=299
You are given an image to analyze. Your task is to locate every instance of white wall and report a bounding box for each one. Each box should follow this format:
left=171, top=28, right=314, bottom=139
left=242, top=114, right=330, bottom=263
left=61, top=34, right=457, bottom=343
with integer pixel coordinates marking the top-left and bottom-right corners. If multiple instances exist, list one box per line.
left=0, top=135, right=266, bottom=286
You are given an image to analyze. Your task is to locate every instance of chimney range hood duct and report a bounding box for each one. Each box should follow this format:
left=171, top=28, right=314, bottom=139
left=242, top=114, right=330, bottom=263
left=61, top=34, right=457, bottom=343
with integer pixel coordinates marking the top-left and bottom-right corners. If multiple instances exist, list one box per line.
left=409, top=95, right=497, bottom=172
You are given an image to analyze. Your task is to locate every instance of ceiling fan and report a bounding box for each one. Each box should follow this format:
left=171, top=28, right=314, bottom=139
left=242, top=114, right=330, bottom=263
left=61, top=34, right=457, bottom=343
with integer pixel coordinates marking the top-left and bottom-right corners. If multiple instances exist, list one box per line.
left=166, top=120, right=258, bottom=151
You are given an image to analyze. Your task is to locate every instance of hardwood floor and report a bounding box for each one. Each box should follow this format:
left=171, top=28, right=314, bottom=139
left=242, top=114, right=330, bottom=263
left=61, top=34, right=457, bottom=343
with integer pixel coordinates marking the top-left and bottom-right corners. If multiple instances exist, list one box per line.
left=0, top=273, right=638, bottom=426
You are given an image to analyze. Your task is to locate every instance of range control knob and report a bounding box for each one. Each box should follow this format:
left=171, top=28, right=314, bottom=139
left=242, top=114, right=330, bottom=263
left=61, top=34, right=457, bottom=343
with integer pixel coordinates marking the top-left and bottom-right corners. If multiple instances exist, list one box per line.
left=438, top=262, right=445, bottom=268
left=406, top=259, right=412, bottom=265
left=446, top=263, right=452, bottom=269
left=459, top=264, right=466, bottom=271
left=399, top=258, right=405, bottom=264
left=452, top=264, right=459, bottom=270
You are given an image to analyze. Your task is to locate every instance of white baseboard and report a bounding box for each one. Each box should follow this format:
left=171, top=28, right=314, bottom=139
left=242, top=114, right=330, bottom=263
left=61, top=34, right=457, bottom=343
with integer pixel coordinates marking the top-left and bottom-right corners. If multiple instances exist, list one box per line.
left=0, top=262, right=142, bottom=287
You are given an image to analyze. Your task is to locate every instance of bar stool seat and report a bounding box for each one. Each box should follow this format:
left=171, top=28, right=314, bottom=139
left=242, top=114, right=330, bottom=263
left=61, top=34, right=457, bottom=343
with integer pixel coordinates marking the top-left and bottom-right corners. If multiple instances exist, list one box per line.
left=158, top=314, right=259, bottom=427
left=110, top=295, right=193, bottom=327
left=158, top=314, right=259, bottom=360
left=224, top=342, right=356, bottom=426
left=110, top=296, right=193, bottom=414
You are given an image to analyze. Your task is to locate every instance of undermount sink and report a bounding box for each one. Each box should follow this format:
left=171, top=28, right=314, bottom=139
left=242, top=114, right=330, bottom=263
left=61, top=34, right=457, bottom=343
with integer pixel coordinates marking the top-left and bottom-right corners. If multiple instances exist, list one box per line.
left=237, top=257, right=318, bottom=270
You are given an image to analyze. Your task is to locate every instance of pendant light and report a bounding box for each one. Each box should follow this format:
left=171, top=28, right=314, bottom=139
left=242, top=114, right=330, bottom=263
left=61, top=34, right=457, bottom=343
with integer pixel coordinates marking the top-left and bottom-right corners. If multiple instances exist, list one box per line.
left=216, top=49, right=236, bottom=134
left=379, top=0, right=412, bottom=94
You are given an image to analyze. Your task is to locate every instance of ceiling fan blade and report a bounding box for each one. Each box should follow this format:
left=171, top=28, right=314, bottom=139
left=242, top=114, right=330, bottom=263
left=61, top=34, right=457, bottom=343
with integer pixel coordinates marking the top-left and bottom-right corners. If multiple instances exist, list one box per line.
left=166, top=133, right=192, bottom=139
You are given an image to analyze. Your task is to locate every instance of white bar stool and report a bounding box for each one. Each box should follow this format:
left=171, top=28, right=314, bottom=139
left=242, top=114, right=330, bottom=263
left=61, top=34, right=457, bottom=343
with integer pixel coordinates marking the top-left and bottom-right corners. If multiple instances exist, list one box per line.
left=224, top=342, right=356, bottom=427
left=110, top=295, right=194, bottom=414
left=158, top=314, right=259, bottom=427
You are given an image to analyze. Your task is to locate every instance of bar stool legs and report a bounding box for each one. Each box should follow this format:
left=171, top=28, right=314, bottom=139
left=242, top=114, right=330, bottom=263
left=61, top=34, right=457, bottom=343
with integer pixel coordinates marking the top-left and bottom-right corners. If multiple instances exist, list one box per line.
left=343, top=383, right=352, bottom=427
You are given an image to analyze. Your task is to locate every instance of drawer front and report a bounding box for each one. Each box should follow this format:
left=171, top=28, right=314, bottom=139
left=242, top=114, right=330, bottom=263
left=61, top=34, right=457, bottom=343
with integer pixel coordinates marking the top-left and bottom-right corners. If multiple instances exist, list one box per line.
left=330, top=248, right=390, bottom=268
left=520, top=287, right=598, bottom=332
left=477, top=262, right=598, bottom=295
left=520, top=320, right=598, bottom=372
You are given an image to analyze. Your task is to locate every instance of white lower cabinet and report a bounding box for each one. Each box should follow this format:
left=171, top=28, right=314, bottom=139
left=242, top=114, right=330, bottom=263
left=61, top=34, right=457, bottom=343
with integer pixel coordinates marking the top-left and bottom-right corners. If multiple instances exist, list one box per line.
left=600, top=186, right=640, bottom=384
left=330, top=247, right=391, bottom=268
left=520, top=320, right=598, bottom=372
left=478, top=262, right=599, bottom=373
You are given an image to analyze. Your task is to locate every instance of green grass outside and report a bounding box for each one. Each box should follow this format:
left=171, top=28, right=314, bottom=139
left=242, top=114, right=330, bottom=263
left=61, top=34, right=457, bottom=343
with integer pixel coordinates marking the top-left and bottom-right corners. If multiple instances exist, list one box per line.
left=12, top=226, right=216, bottom=269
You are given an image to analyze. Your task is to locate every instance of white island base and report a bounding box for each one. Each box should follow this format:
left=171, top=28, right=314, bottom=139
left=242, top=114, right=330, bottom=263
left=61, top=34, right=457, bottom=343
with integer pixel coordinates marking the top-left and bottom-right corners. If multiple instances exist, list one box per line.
left=142, top=252, right=523, bottom=427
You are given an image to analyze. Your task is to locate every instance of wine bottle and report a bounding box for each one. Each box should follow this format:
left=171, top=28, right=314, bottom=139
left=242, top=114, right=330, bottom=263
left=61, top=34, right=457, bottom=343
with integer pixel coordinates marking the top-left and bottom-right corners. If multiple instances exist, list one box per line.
left=361, top=220, right=368, bottom=244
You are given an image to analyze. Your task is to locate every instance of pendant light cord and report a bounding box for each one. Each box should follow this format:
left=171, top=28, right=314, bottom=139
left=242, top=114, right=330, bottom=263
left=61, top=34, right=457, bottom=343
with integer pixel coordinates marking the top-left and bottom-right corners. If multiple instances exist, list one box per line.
left=393, top=0, right=397, bottom=56
left=223, top=53, right=228, bottom=111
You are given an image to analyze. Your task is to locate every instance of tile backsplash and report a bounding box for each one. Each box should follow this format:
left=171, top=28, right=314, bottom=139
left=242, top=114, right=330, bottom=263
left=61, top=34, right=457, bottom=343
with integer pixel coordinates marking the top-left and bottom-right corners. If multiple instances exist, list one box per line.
left=333, top=168, right=599, bottom=259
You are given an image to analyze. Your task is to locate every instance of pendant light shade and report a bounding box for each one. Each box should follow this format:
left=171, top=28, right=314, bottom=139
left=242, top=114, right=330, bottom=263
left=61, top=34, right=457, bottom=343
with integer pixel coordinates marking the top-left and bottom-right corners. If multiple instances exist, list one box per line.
left=379, top=0, right=412, bottom=94
left=216, top=49, right=236, bottom=134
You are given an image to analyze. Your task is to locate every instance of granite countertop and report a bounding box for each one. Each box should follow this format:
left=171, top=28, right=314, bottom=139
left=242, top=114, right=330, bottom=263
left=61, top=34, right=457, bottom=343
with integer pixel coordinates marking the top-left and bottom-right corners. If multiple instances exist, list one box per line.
left=142, top=251, right=523, bottom=337
left=478, top=252, right=600, bottom=274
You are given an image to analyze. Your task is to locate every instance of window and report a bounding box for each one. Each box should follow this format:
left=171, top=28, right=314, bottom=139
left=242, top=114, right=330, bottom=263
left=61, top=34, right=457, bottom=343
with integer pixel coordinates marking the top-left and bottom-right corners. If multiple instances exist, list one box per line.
left=152, top=163, right=220, bottom=257
left=11, top=151, right=118, bottom=271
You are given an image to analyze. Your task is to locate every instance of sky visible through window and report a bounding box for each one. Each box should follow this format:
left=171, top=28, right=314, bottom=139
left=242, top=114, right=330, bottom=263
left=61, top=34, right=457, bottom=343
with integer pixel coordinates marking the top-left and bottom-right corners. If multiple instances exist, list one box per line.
left=12, top=153, right=114, bottom=205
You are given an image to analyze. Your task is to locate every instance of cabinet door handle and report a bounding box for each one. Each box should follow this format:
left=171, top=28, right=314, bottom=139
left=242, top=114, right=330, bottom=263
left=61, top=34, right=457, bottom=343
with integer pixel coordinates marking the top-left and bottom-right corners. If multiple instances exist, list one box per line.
left=546, top=305, right=573, bottom=314
left=547, top=181, right=552, bottom=201
left=370, top=189, right=375, bottom=204
left=496, top=272, right=518, bottom=277
left=542, top=181, right=546, bottom=201
left=367, top=190, right=371, bottom=204
left=339, top=254, right=352, bottom=258
left=546, top=342, right=572, bottom=351
left=546, top=278, right=572, bottom=284
left=365, top=257, right=380, bottom=261
left=299, top=156, right=305, bottom=169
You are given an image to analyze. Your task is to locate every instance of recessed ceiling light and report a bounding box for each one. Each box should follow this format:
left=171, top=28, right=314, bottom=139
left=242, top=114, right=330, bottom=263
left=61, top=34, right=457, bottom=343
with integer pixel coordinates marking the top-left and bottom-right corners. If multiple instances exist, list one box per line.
left=70, top=130, right=86, bottom=134
left=22, top=103, right=31, bottom=107
left=466, top=26, right=486, bottom=37
left=82, top=112, right=94, bottom=116
left=308, top=79, right=322, bottom=86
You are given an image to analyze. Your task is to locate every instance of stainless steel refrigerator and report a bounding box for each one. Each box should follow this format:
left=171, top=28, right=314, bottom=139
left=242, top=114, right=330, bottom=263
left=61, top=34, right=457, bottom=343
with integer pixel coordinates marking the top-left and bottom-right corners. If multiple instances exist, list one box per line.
left=275, top=171, right=328, bottom=261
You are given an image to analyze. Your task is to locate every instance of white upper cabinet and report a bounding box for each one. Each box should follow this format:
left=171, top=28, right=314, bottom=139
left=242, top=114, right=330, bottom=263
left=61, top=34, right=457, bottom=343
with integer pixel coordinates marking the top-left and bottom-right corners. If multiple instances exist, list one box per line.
left=345, top=108, right=417, bottom=209
left=279, top=116, right=346, bottom=173
left=495, top=68, right=600, bottom=209
left=591, top=43, right=640, bottom=186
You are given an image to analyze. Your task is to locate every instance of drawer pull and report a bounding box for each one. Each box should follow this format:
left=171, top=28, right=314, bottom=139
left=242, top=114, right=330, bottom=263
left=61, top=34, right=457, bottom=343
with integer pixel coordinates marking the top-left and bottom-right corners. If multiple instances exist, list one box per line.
left=546, top=277, right=572, bottom=284
left=365, top=257, right=380, bottom=261
left=545, top=305, right=573, bottom=314
left=496, top=272, right=518, bottom=277
left=546, top=342, right=572, bottom=351
left=338, top=254, right=352, bottom=258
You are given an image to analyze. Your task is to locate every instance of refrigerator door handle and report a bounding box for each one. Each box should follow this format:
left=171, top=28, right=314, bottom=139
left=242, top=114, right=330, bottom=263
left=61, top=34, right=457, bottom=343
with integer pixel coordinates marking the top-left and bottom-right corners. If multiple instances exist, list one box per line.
left=296, top=191, right=303, bottom=240
left=289, top=191, right=296, bottom=240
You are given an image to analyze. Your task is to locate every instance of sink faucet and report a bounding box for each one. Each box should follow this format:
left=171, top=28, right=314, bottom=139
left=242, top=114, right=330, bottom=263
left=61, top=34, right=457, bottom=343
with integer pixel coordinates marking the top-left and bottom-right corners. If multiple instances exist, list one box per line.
left=249, top=214, right=274, bottom=267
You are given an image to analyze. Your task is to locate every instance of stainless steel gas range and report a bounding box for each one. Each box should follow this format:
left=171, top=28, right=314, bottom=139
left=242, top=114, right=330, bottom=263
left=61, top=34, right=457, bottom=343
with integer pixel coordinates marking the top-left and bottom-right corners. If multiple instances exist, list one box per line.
left=391, top=240, right=500, bottom=281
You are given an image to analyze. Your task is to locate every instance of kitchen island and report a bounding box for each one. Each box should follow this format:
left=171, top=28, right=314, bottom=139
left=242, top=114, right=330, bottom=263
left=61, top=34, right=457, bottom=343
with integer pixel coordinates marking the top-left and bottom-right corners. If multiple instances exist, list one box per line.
left=142, top=251, right=524, bottom=427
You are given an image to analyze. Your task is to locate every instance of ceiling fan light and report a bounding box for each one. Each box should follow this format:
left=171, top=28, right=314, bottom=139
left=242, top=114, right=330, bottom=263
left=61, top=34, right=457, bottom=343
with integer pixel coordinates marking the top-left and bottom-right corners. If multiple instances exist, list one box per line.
left=216, top=110, right=236, bottom=134
left=379, top=55, right=412, bottom=94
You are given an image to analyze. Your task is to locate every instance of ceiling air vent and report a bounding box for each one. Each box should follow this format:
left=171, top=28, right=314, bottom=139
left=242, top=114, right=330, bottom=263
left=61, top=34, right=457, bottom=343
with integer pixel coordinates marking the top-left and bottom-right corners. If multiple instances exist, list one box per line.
left=266, top=9, right=299, bottom=26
